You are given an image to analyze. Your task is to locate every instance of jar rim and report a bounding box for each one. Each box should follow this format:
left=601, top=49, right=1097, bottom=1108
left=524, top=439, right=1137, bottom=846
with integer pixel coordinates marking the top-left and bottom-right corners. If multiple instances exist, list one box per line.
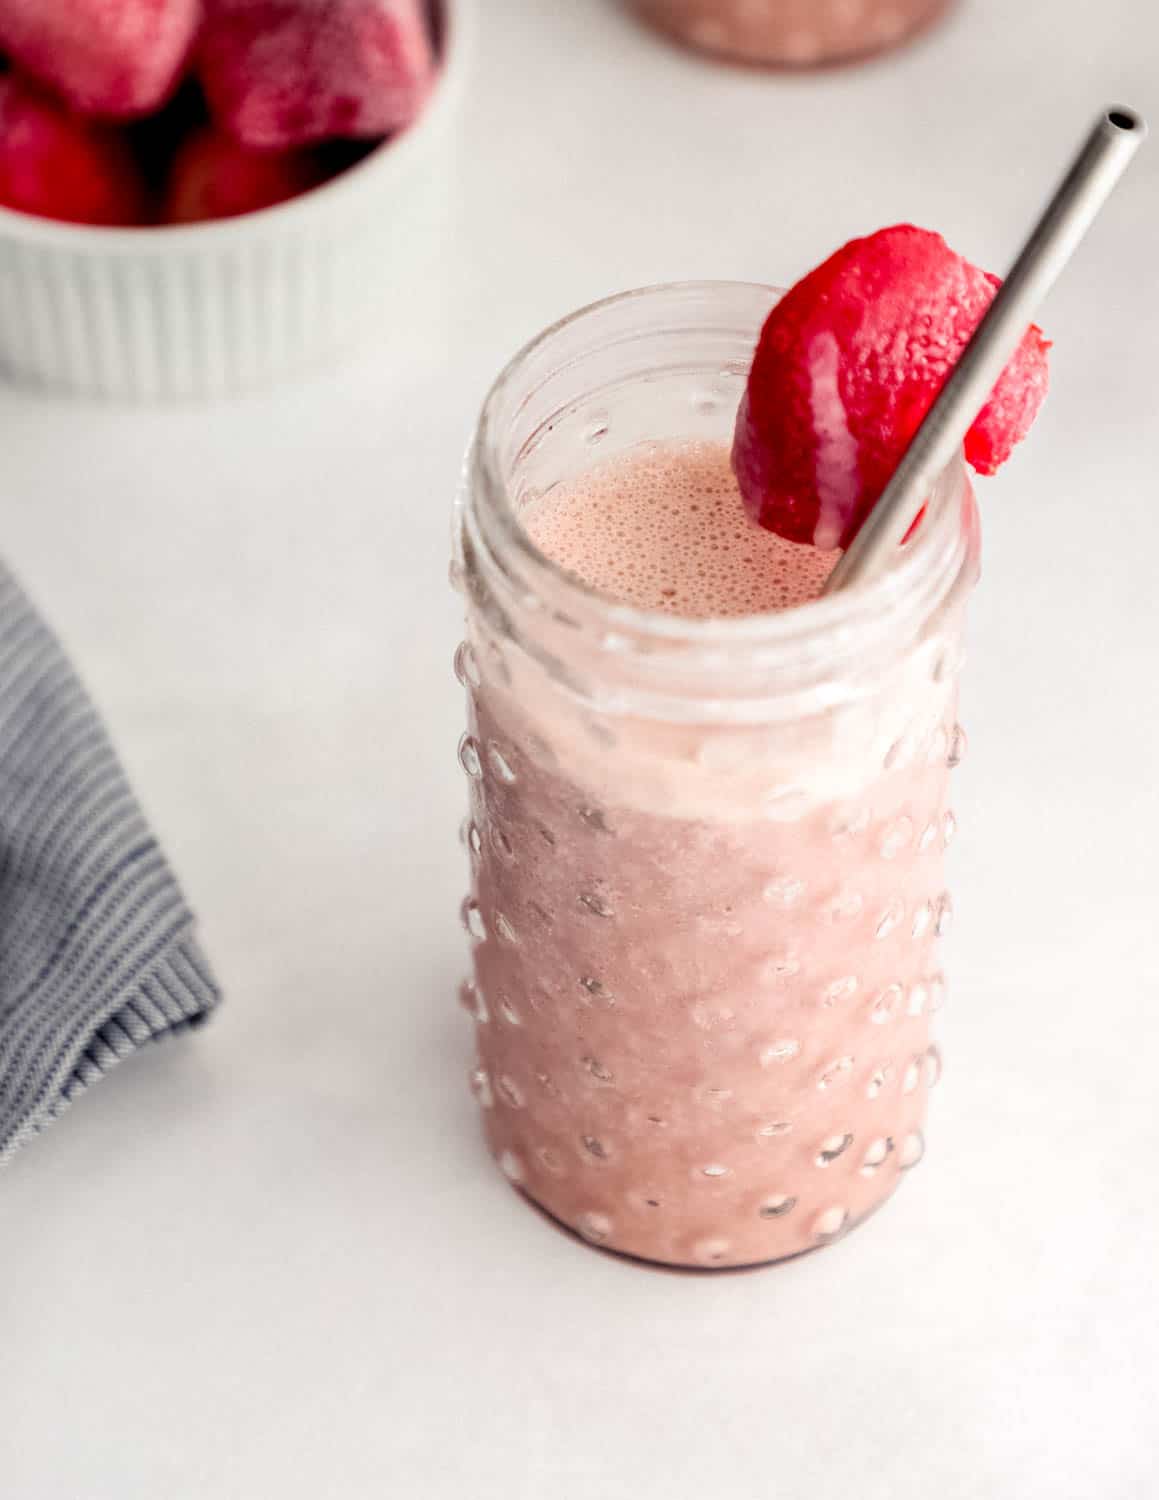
left=468, top=280, right=972, bottom=657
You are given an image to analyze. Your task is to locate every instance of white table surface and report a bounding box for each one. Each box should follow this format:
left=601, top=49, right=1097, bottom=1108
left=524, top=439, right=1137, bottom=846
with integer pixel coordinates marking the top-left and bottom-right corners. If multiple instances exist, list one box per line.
left=2, top=2, right=1157, bottom=1496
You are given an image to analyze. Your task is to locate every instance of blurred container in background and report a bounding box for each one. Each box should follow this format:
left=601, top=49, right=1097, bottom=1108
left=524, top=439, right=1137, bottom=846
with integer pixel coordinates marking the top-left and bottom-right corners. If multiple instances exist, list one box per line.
left=628, top=0, right=952, bottom=66
left=0, top=0, right=463, bottom=400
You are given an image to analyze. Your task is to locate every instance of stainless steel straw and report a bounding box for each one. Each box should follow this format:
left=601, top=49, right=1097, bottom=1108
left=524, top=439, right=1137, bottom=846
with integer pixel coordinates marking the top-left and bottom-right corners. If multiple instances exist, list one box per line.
left=823, top=106, right=1147, bottom=595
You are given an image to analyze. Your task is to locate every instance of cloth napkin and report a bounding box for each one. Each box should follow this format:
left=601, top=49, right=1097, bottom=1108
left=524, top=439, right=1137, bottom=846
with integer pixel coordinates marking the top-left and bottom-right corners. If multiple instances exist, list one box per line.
left=0, top=560, right=220, bottom=1164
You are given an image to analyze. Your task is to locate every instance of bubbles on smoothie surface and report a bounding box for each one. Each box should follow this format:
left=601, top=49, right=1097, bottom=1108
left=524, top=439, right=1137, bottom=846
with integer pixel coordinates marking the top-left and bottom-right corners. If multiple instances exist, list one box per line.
left=520, top=440, right=835, bottom=619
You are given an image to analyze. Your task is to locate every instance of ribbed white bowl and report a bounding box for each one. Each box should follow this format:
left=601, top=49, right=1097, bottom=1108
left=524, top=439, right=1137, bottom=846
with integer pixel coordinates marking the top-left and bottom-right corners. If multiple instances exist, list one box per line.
left=0, top=0, right=467, bottom=400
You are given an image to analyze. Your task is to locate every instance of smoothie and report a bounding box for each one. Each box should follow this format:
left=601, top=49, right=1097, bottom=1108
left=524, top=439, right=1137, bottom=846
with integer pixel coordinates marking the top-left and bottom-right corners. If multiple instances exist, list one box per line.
left=456, top=243, right=1045, bottom=1267
left=461, top=440, right=955, bottom=1267
left=629, top=0, right=951, bottom=66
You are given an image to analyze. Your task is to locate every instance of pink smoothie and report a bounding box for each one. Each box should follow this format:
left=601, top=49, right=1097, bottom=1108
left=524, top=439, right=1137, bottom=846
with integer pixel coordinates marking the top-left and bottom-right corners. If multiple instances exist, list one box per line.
left=462, top=441, right=953, bottom=1267
left=523, top=439, right=834, bottom=615
left=630, top=0, right=950, bottom=66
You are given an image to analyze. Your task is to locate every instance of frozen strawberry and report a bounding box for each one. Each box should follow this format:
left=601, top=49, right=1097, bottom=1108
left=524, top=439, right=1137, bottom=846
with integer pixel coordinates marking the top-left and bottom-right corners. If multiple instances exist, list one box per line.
left=198, top=0, right=436, bottom=150
left=0, top=75, right=148, bottom=226
left=0, top=0, right=200, bottom=119
left=163, top=125, right=326, bottom=221
left=733, top=225, right=1051, bottom=550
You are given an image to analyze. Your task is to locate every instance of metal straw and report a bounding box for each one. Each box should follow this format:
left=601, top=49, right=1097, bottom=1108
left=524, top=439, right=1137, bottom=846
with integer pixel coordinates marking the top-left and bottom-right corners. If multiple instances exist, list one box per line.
left=823, top=105, right=1147, bottom=595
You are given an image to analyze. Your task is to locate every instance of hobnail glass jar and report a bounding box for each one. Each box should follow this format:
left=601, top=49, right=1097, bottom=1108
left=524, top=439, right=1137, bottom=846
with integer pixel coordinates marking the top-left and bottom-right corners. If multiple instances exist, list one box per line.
left=452, top=282, right=978, bottom=1268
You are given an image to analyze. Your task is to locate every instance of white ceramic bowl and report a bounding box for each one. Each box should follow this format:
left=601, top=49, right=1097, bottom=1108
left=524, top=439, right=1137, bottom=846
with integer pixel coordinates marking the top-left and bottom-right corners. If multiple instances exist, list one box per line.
left=0, top=0, right=467, bottom=400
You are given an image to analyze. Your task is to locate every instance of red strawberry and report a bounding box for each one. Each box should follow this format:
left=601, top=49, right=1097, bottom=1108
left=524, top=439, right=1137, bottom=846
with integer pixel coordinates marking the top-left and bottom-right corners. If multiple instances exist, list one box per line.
left=198, top=0, right=436, bottom=150
left=163, top=125, right=326, bottom=221
left=0, top=74, right=148, bottom=226
left=733, top=225, right=1051, bottom=550
left=0, top=0, right=200, bottom=119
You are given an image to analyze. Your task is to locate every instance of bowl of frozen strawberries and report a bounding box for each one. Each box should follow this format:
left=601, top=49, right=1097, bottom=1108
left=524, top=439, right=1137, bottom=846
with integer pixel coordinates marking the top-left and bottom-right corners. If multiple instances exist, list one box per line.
left=0, top=0, right=462, bottom=398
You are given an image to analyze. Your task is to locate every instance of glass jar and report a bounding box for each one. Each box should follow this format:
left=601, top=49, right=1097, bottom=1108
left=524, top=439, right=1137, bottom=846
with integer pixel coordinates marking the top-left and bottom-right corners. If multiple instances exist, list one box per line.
left=452, top=282, right=978, bottom=1269
left=628, top=0, right=953, bottom=67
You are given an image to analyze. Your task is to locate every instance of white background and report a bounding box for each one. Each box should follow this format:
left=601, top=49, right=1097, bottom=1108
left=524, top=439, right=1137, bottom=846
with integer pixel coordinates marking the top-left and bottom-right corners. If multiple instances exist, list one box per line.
left=2, top=1, right=1157, bottom=1495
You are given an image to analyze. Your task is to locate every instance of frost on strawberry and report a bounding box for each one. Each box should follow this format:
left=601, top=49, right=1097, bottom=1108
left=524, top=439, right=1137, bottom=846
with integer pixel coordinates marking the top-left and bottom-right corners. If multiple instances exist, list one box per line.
left=0, top=0, right=200, bottom=118
left=198, top=0, right=436, bottom=149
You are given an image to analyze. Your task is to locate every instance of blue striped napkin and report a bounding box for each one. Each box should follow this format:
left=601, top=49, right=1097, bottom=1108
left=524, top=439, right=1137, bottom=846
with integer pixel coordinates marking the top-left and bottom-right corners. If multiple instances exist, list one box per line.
left=0, top=561, right=220, bottom=1164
